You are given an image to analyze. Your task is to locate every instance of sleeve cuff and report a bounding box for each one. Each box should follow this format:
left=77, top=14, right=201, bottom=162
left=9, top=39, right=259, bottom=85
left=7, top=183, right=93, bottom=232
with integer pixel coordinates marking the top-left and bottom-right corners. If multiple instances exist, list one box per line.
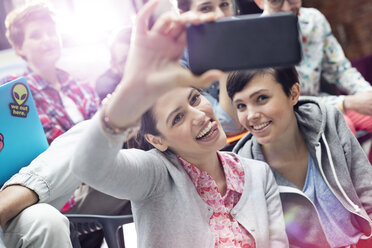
left=1, top=172, right=49, bottom=203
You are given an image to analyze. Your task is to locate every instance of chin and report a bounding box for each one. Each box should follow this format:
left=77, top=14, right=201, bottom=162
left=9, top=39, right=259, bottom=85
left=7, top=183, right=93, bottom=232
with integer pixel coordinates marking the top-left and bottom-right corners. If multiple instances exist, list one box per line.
left=216, top=132, right=227, bottom=150
left=255, top=136, right=274, bottom=146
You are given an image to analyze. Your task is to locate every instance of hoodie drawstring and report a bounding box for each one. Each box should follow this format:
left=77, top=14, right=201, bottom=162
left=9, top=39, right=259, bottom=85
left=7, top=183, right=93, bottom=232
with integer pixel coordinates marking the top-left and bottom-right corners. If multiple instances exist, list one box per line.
left=318, top=133, right=361, bottom=213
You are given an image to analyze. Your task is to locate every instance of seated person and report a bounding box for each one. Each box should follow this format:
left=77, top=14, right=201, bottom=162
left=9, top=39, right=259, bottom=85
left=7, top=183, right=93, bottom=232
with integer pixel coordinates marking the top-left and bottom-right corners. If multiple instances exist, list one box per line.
left=0, top=2, right=130, bottom=248
left=226, top=67, right=372, bottom=248
left=1, top=2, right=99, bottom=144
left=95, top=26, right=132, bottom=101
left=68, top=1, right=288, bottom=247
left=252, top=0, right=372, bottom=161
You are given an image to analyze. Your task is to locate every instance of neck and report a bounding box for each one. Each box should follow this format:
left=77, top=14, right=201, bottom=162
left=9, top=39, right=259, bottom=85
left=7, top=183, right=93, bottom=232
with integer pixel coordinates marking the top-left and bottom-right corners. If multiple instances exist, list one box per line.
left=261, top=118, right=309, bottom=189
left=182, top=151, right=226, bottom=192
left=29, top=63, right=60, bottom=90
left=262, top=118, right=308, bottom=168
left=184, top=151, right=220, bottom=175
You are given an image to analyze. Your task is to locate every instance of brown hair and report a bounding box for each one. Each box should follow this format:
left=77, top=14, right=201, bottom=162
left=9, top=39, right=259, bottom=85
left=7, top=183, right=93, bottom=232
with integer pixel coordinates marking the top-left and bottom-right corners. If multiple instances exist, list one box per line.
left=227, top=67, right=299, bottom=100
left=5, top=2, right=56, bottom=50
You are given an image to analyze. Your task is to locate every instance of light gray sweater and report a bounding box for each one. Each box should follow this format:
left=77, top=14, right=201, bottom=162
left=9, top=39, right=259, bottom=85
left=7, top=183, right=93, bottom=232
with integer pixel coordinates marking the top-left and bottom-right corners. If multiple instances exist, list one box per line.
left=70, top=114, right=289, bottom=248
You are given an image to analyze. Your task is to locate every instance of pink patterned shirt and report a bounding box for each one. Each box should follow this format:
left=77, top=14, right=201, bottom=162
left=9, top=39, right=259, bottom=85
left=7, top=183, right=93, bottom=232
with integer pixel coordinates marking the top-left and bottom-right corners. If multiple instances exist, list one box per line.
left=178, top=152, right=255, bottom=248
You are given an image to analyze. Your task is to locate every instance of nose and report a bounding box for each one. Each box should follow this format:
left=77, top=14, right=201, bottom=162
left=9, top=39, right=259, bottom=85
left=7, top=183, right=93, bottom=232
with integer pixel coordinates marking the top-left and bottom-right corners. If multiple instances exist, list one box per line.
left=39, top=33, right=53, bottom=44
left=246, top=107, right=260, bottom=123
left=215, top=7, right=225, bottom=19
left=191, top=107, right=207, bottom=126
left=280, top=0, right=292, bottom=12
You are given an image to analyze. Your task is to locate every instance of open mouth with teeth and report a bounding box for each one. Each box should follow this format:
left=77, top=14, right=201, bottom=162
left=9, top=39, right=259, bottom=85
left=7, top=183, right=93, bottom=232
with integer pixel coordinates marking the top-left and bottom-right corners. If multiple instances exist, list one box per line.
left=196, top=120, right=216, bottom=140
left=251, top=121, right=271, bottom=131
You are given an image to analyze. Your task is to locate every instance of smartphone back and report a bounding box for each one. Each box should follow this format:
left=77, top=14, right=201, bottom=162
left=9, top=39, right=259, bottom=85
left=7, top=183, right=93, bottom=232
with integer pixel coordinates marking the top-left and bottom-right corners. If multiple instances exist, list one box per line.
left=187, top=13, right=302, bottom=75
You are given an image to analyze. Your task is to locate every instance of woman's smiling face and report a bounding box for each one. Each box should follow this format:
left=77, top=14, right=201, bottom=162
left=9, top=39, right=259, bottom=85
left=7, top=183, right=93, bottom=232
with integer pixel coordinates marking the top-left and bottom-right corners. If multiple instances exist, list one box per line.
left=148, top=87, right=226, bottom=160
left=232, top=73, right=299, bottom=145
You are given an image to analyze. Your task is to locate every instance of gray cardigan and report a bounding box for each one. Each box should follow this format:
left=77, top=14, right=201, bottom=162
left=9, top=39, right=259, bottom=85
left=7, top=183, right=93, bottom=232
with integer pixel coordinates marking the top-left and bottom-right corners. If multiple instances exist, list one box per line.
left=70, top=114, right=289, bottom=248
left=234, top=97, right=372, bottom=248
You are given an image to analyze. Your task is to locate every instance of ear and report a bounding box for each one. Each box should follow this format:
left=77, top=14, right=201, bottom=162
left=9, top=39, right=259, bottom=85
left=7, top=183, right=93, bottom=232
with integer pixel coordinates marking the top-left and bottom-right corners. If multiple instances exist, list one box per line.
left=13, top=44, right=25, bottom=58
left=289, top=83, right=300, bottom=105
left=253, top=0, right=265, bottom=10
left=145, top=134, right=168, bottom=152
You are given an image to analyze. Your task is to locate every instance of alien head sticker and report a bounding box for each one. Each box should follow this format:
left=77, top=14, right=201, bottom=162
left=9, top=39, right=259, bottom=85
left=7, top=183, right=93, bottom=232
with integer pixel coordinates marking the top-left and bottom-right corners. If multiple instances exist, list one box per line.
left=0, top=133, right=4, bottom=153
left=9, top=83, right=29, bottom=118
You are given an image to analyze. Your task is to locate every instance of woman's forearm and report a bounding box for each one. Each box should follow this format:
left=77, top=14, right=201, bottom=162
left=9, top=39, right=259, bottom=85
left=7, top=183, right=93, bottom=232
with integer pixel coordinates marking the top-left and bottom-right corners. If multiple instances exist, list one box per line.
left=0, top=185, right=38, bottom=228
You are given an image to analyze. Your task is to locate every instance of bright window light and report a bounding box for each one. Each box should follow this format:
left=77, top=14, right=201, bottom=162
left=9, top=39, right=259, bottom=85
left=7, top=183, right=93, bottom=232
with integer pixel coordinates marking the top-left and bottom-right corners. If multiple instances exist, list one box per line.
left=55, top=0, right=135, bottom=46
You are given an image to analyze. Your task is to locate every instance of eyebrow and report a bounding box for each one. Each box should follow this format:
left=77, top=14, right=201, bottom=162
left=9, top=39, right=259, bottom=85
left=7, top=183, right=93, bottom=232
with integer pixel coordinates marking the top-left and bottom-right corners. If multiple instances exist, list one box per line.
left=196, top=1, right=212, bottom=7
left=197, top=0, right=226, bottom=6
left=233, top=89, right=269, bottom=104
left=165, top=89, right=197, bottom=126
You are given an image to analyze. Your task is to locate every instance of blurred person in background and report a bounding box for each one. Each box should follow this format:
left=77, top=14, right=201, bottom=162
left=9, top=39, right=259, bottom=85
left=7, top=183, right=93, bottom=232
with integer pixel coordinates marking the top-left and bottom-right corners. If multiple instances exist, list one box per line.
left=1, top=2, right=100, bottom=144
left=95, top=26, right=132, bottom=101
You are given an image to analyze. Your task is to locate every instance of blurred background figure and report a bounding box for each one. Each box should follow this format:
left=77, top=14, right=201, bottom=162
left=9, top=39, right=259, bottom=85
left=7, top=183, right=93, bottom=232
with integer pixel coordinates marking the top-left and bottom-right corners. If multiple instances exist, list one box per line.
left=95, top=26, right=132, bottom=101
left=1, top=1, right=100, bottom=144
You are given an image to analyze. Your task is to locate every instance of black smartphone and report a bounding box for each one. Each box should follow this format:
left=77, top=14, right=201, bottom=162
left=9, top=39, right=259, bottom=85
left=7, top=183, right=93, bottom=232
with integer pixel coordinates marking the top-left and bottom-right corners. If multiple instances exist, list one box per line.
left=186, top=13, right=302, bottom=75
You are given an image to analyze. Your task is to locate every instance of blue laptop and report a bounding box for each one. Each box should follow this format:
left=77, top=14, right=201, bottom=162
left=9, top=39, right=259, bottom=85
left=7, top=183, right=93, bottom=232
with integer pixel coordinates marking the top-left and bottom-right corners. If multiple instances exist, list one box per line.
left=0, top=77, right=49, bottom=185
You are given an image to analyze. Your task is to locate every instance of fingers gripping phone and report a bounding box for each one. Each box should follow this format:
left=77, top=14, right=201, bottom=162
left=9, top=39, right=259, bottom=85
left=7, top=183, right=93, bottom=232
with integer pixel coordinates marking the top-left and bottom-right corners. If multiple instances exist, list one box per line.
left=186, top=12, right=302, bottom=75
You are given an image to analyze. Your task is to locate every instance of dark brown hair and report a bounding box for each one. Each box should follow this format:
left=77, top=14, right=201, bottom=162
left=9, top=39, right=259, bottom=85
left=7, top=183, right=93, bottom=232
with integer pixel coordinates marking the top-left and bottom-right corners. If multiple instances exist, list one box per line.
left=226, top=67, right=299, bottom=100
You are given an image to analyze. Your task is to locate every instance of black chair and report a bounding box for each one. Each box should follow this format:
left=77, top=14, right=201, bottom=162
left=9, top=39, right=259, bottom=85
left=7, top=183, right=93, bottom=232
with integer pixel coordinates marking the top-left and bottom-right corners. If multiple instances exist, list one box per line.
left=66, top=214, right=134, bottom=248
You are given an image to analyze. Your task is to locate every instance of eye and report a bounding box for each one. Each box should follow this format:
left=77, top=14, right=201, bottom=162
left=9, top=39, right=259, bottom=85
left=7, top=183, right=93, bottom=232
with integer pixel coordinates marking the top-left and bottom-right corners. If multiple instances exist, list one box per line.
left=235, top=103, right=246, bottom=111
left=30, top=31, right=42, bottom=40
left=257, top=95, right=269, bottom=102
left=198, top=5, right=213, bottom=13
left=172, top=113, right=184, bottom=126
left=220, top=1, right=230, bottom=8
left=190, top=93, right=201, bottom=106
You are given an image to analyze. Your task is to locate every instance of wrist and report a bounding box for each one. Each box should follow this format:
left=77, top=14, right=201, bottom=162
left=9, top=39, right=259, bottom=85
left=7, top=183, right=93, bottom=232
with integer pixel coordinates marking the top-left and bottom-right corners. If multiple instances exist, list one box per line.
left=101, top=95, right=127, bottom=134
left=338, top=98, right=347, bottom=113
left=343, top=95, right=355, bottom=113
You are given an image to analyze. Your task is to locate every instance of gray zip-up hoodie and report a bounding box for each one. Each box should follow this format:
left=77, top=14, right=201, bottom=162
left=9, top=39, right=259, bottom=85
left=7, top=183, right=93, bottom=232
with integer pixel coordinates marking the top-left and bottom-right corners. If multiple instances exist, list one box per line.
left=233, top=97, right=372, bottom=248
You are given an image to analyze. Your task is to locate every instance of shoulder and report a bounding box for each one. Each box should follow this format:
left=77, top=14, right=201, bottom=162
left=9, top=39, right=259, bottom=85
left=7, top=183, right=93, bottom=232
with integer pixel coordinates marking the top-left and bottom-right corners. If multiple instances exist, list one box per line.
left=321, top=102, right=344, bottom=123
left=299, top=7, right=330, bottom=31
left=300, top=7, right=326, bottom=19
left=0, top=75, right=20, bottom=85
